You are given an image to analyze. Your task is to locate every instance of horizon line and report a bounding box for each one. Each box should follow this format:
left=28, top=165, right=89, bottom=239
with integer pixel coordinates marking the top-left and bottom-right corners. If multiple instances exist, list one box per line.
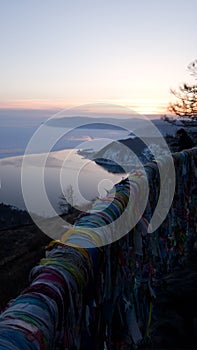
left=0, top=98, right=169, bottom=115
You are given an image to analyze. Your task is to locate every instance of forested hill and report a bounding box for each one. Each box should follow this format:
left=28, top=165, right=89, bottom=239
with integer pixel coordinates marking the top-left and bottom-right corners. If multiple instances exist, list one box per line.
left=0, top=203, right=32, bottom=229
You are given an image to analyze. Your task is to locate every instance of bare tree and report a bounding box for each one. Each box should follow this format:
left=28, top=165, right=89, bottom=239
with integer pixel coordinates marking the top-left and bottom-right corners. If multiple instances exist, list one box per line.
left=168, top=60, right=197, bottom=120
left=59, top=184, right=75, bottom=214
left=188, top=59, right=197, bottom=79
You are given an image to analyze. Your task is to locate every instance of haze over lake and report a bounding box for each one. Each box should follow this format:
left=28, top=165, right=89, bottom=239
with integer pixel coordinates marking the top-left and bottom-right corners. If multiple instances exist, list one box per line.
left=0, top=109, right=178, bottom=217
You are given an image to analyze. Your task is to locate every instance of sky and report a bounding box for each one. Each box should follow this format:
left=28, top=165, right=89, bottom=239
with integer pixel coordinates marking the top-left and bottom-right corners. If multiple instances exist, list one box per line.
left=0, top=0, right=196, bottom=115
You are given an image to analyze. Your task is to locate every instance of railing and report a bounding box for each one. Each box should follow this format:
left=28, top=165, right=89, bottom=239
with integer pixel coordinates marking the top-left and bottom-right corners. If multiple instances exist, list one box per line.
left=0, top=148, right=196, bottom=350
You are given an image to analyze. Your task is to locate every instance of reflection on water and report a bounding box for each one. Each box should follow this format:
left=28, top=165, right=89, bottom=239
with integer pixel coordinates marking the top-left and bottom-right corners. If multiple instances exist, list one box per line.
left=0, top=149, right=125, bottom=217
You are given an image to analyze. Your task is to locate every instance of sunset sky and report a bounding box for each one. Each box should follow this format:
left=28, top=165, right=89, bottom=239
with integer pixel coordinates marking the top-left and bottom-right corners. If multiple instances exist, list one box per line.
left=0, top=0, right=196, bottom=115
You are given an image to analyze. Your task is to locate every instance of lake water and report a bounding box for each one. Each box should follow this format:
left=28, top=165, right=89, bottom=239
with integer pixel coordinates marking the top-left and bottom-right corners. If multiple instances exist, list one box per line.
left=0, top=148, right=126, bottom=217
left=0, top=115, right=132, bottom=217
left=0, top=113, right=169, bottom=218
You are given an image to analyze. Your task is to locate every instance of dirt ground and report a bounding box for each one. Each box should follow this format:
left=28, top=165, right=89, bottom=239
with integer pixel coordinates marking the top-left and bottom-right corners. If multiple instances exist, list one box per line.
left=0, top=210, right=81, bottom=310
left=0, top=223, right=51, bottom=310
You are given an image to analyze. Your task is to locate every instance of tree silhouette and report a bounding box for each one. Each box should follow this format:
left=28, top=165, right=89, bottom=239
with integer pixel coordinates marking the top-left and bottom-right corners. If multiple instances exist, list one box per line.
left=59, top=185, right=74, bottom=214
left=168, top=60, right=197, bottom=120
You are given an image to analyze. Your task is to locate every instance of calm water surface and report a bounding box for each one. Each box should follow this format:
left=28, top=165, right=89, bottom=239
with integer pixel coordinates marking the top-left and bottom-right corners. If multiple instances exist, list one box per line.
left=0, top=149, right=125, bottom=217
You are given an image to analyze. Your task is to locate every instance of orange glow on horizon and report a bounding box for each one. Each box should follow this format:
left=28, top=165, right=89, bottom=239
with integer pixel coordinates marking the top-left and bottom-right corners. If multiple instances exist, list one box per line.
left=104, top=98, right=168, bottom=115
left=0, top=99, right=72, bottom=110
left=0, top=97, right=168, bottom=115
